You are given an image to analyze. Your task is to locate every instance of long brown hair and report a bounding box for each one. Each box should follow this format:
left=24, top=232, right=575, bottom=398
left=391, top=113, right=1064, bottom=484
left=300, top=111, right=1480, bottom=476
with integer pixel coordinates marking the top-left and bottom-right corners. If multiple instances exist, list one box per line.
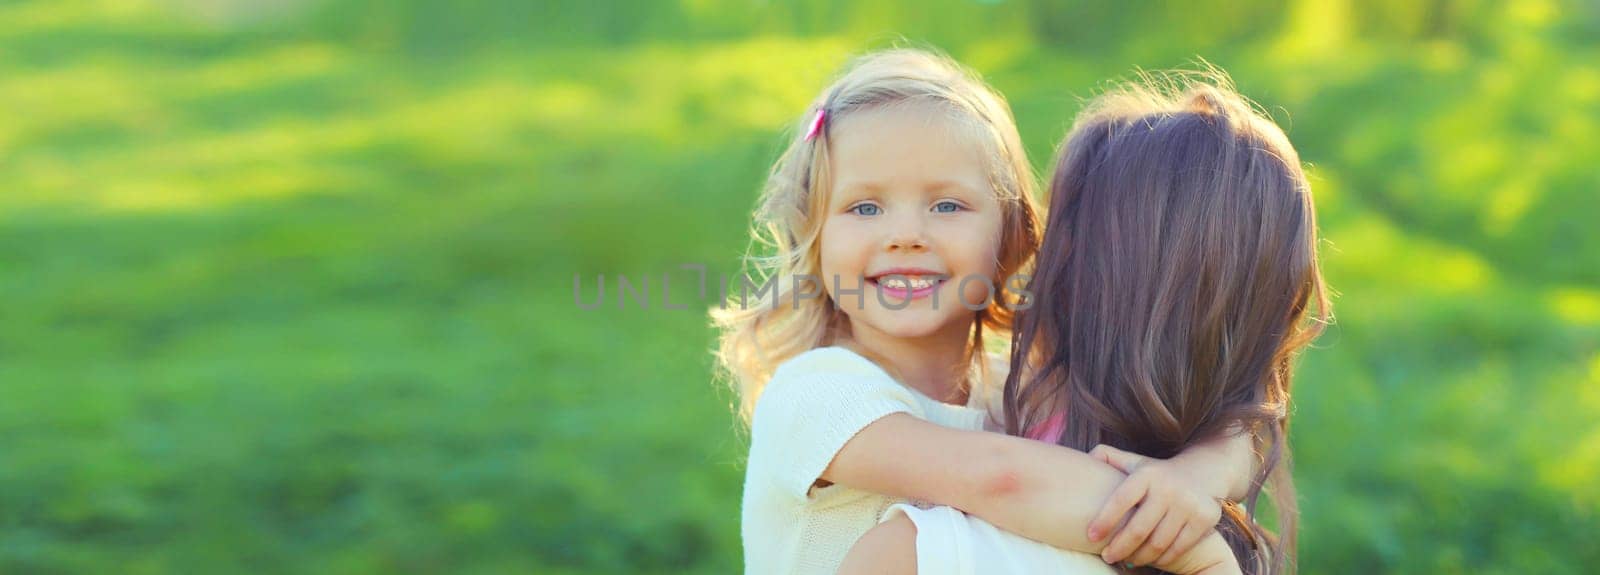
left=1003, top=72, right=1331, bottom=574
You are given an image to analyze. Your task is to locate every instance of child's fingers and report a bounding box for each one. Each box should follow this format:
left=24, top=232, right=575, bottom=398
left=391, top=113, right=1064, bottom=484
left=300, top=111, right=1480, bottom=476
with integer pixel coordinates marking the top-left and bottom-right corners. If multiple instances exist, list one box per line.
left=1089, top=444, right=1115, bottom=466
left=1126, top=515, right=1186, bottom=566
left=1087, top=475, right=1148, bottom=542
left=1089, top=444, right=1143, bottom=473
left=1100, top=504, right=1166, bottom=564
left=1154, top=523, right=1207, bottom=568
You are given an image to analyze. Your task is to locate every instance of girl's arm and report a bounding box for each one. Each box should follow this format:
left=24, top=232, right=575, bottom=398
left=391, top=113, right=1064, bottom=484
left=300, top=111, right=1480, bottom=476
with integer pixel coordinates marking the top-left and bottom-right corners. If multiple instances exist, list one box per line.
left=824, top=414, right=1253, bottom=562
left=821, top=413, right=1136, bottom=553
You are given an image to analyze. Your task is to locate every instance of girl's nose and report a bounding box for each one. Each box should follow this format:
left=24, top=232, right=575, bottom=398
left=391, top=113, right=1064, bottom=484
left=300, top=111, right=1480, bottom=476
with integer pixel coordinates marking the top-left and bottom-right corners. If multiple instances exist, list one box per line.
left=886, top=225, right=928, bottom=252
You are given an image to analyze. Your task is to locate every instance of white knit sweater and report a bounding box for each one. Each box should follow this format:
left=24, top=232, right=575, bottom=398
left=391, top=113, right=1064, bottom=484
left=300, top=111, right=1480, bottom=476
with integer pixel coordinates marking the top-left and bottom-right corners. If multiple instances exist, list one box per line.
left=740, top=346, right=1003, bottom=575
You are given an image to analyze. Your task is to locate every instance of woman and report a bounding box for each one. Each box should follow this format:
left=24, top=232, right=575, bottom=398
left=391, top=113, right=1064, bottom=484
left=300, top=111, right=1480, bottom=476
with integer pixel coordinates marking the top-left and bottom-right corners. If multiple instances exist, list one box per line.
left=838, top=73, right=1331, bottom=575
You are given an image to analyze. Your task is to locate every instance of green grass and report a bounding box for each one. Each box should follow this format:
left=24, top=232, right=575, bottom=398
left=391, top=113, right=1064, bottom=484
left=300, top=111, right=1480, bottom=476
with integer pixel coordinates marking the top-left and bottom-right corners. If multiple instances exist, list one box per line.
left=1, top=0, right=1596, bottom=573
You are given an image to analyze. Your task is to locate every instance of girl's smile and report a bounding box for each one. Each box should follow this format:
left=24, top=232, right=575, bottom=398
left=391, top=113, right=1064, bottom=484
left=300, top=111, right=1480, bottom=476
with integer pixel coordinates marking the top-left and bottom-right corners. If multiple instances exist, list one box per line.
left=866, top=268, right=949, bottom=301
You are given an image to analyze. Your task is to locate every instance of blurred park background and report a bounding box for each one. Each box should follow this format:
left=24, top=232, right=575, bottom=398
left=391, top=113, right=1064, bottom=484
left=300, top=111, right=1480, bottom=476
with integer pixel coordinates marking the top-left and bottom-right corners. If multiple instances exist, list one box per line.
left=1, top=0, right=1597, bottom=572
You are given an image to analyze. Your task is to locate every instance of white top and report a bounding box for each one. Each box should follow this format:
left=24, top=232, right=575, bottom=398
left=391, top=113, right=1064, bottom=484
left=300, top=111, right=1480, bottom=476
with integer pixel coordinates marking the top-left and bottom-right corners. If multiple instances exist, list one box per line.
left=740, top=346, right=1003, bottom=575
left=883, top=503, right=1117, bottom=574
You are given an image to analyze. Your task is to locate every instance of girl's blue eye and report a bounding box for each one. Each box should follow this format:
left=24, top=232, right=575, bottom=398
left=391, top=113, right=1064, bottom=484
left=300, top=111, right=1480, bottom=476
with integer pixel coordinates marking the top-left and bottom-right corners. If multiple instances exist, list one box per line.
left=850, top=203, right=881, bottom=216
left=933, top=201, right=964, bottom=213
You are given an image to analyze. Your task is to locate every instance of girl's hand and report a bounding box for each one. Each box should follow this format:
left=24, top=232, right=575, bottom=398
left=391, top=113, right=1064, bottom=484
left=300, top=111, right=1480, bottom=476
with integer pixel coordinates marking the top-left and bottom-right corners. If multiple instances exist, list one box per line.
left=1151, top=529, right=1242, bottom=575
left=1085, top=444, right=1224, bottom=568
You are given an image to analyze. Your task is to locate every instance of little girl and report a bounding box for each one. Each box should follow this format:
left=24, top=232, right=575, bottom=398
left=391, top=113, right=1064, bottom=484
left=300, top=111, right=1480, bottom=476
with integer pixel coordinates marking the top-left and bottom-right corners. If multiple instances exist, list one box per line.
left=716, top=50, right=1255, bottom=575
left=836, top=74, right=1332, bottom=574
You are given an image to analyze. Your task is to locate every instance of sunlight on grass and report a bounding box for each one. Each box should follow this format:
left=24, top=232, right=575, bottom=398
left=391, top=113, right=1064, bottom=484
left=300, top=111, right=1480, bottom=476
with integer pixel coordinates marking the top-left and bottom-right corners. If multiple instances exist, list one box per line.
left=0, top=62, right=164, bottom=147
left=1538, top=425, right=1600, bottom=507
left=536, top=38, right=853, bottom=145
left=184, top=43, right=345, bottom=94
left=1567, top=67, right=1600, bottom=103
left=1436, top=139, right=1507, bottom=197
left=14, top=117, right=382, bottom=213
left=963, top=35, right=1034, bottom=72
left=529, top=81, right=605, bottom=126
left=1484, top=178, right=1538, bottom=236
left=0, top=39, right=368, bottom=213
left=0, top=0, right=158, bottom=34
left=386, top=79, right=553, bottom=162
left=1547, top=288, right=1600, bottom=326
left=1433, top=251, right=1493, bottom=293
left=97, top=167, right=362, bottom=212
left=4, top=37, right=858, bottom=216
left=679, top=38, right=855, bottom=130
left=1270, top=0, right=1350, bottom=60
left=1323, top=214, right=1494, bottom=296
left=1507, top=0, right=1560, bottom=26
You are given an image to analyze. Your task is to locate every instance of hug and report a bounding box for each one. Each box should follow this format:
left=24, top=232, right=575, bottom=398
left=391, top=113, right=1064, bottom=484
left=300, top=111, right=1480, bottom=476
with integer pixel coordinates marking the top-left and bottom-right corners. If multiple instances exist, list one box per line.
left=714, top=48, right=1329, bottom=575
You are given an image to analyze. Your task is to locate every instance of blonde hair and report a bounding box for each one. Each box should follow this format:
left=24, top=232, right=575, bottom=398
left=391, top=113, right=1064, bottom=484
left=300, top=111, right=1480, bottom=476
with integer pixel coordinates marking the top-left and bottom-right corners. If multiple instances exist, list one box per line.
left=712, top=48, right=1043, bottom=421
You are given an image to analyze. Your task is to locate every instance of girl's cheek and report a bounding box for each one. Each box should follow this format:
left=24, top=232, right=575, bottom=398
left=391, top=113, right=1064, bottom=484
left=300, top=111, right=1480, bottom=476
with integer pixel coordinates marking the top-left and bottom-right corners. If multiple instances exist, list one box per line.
left=958, top=275, right=999, bottom=308
left=959, top=239, right=1004, bottom=309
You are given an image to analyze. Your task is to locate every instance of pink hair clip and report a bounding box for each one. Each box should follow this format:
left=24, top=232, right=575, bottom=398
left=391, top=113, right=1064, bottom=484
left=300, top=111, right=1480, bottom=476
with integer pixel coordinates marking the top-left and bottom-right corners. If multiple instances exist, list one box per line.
left=804, top=109, right=826, bottom=141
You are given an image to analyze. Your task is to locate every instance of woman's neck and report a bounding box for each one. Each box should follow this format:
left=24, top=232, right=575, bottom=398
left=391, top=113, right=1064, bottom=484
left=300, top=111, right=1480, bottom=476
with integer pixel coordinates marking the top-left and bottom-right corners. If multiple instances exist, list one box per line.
left=841, top=320, right=973, bottom=405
